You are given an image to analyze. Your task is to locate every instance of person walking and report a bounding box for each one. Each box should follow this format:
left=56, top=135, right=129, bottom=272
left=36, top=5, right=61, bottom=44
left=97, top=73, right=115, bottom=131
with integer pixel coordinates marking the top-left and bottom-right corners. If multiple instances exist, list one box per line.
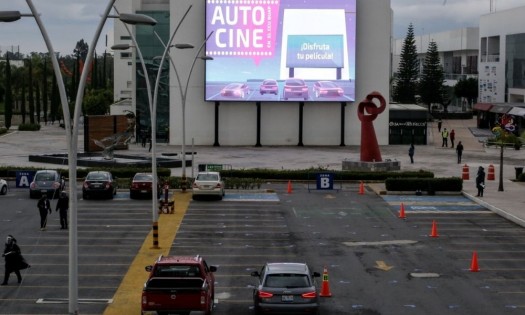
left=55, top=191, right=69, bottom=230
left=37, top=194, right=51, bottom=231
left=2, top=235, right=28, bottom=285
left=441, top=128, right=449, bottom=147
left=437, top=118, right=442, bottom=132
left=456, top=141, right=464, bottom=164
left=476, top=166, right=486, bottom=197
left=408, top=143, right=415, bottom=164
left=450, top=129, right=455, bottom=148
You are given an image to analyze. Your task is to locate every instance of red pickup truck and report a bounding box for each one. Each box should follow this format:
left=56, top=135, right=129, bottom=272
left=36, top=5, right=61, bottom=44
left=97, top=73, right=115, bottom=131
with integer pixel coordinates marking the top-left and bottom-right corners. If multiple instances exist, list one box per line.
left=141, top=255, right=217, bottom=315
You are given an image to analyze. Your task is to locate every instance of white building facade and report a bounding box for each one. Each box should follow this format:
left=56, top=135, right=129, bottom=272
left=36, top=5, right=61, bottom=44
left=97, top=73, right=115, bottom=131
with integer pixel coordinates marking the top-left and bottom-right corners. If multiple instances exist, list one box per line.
left=479, top=6, right=525, bottom=104
left=113, top=0, right=392, bottom=146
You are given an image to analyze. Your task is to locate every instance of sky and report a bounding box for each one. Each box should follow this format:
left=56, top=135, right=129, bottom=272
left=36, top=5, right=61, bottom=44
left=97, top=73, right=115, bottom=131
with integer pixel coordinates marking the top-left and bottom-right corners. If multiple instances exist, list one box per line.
left=1, top=0, right=524, bottom=56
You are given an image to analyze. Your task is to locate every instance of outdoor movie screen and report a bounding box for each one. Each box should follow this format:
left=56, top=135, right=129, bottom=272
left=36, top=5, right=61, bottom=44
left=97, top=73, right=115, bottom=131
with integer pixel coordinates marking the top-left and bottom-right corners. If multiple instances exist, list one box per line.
left=205, top=0, right=356, bottom=103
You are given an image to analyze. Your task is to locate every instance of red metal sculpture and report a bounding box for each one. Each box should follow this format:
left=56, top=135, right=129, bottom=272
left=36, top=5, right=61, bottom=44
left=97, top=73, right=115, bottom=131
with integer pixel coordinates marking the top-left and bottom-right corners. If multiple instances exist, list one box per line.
left=357, top=91, right=386, bottom=162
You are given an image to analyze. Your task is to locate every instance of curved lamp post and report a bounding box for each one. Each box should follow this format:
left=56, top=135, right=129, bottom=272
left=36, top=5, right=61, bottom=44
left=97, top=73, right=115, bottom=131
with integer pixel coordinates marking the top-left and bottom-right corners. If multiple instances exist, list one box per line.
left=111, top=5, right=191, bottom=248
left=153, top=31, right=214, bottom=192
left=2, top=2, right=158, bottom=314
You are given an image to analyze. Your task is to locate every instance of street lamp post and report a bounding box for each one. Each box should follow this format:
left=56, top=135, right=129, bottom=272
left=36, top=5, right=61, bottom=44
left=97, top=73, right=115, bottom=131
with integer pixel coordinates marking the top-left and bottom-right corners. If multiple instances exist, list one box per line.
left=2, top=2, right=157, bottom=314
left=153, top=32, right=214, bottom=192
left=111, top=5, right=191, bottom=248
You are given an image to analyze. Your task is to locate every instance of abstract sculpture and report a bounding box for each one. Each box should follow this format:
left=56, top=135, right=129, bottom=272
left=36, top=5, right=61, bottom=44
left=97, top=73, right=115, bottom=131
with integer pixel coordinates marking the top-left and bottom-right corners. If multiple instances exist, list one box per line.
left=357, top=91, right=386, bottom=162
left=93, top=111, right=136, bottom=160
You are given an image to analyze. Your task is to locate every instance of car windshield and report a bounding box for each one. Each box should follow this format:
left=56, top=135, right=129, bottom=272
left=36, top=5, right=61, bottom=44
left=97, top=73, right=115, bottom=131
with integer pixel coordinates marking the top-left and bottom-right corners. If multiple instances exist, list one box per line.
left=197, top=174, right=219, bottom=181
left=155, top=265, right=200, bottom=277
left=264, top=274, right=310, bottom=288
left=35, top=173, right=56, bottom=181
left=134, top=174, right=152, bottom=181
left=87, top=173, right=109, bottom=180
left=263, top=80, right=276, bottom=85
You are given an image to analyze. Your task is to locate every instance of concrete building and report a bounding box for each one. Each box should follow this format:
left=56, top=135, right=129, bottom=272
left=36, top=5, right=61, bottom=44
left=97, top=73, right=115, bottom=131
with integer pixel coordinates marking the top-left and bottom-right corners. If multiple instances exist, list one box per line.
left=112, top=0, right=392, bottom=146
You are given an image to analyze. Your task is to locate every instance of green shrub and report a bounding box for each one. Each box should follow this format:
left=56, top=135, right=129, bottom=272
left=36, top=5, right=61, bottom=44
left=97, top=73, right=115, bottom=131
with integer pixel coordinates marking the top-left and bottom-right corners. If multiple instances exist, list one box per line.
left=385, top=177, right=463, bottom=192
left=0, top=127, right=7, bottom=135
left=18, top=123, right=41, bottom=131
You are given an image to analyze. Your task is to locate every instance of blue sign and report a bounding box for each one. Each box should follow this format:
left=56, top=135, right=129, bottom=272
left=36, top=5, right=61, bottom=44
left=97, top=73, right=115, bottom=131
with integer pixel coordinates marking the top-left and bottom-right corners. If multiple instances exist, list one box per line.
left=16, top=170, right=36, bottom=188
left=316, top=173, right=334, bottom=190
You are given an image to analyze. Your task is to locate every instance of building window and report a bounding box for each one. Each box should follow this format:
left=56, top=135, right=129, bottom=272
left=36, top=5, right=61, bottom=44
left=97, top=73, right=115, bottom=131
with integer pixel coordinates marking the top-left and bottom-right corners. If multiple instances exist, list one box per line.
left=120, top=52, right=132, bottom=58
left=120, top=36, right=131, bottom=40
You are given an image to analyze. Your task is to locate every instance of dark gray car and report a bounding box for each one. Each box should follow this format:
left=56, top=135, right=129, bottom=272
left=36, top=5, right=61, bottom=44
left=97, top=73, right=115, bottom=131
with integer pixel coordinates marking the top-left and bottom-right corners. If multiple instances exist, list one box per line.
left=251, top=262, right=321, bottom=315
left=29, top=170, right=62, bottom=199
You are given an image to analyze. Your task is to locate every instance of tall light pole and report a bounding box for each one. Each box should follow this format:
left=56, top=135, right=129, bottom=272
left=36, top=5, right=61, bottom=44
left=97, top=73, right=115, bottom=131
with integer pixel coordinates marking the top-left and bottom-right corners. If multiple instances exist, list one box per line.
left=154, top=32, right=214, bottom=192
left=2, top=2, right=157, bottom=314
left=112, top=5, right=191, bottom=247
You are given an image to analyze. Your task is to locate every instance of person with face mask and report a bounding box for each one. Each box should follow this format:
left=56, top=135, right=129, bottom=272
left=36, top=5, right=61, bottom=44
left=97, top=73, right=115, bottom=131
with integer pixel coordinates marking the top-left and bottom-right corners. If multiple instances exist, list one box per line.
left=2, top=235, right=23, bottom=285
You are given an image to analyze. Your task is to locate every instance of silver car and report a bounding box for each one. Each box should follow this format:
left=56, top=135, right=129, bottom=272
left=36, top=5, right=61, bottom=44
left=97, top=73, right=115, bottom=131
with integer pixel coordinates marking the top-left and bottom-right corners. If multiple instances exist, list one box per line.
left=0, top=178, right=7, bottom=195
left=251, top=262, right=321, bottom=315
left=191, top=171, right=225, bottom=200
left=29, top=170, right=63, bottom=199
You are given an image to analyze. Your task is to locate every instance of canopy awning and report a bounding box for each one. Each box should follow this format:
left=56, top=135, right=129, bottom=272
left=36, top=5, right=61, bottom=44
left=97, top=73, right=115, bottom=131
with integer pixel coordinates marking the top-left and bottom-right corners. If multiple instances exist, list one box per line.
left=473, top=103, right=493, bottom=111
left=489, top=104, right=512, bottom=114
left=508, top=106, right=525, bottom=117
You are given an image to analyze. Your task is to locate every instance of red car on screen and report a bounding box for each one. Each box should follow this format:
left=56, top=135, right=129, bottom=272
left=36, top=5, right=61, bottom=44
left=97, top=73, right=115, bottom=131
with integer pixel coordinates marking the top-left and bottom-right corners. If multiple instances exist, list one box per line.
left=282, top=78, right=309, bottom=101
left=220, top=83, right=250, bottom=99
left=259, top=79, right=278, bottom=95
left=313, top=80, right=344, bottom=98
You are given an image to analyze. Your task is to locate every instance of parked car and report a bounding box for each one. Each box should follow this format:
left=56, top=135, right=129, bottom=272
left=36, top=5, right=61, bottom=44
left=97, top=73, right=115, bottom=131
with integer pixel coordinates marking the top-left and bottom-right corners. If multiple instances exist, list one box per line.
left=312, top=80, right=344, bottom=98
left=251, top=262, right=321, bottom=315
left=142, top=255, right=217, bottom=315
left=29, top=170, right=63, bottom=199
left=192, top=171, right=225, bottom=200
left=0, top=178, right=7, bottom=195
left=283, top=78, right=309, bottom=101
left=82, top=171, right=118, bottom=200
left=130, top=173, right=161, bottom=199
left=220, top=83, right=250, bottom=99
left=259, top=79, right=279, bottom=95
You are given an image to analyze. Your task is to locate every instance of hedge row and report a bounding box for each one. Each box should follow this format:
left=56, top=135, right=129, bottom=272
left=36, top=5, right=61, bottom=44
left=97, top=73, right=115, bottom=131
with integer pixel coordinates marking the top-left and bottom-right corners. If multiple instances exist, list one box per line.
left=385, top=177, right=463, bottom=192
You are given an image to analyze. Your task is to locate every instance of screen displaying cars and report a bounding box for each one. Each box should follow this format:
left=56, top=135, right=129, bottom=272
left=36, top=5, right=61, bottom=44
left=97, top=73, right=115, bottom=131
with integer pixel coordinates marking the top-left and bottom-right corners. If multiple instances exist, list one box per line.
left=29, top=170, right=63, bottom=199
left=282, top=78, right=309, bottom=101
left=82, top=171, right=118, bottom=199
left=251, top=262, right=321, bottom=315
left=259, top=79, right=279, bottom=95
left=313, top=80, right=344, bottom=98
left=220, top=83, right=250, bottom=99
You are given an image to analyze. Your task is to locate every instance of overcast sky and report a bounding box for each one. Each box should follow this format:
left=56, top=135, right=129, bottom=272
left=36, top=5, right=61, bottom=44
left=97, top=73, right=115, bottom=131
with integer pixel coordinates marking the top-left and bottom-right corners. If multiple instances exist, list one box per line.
left=1, top=0, right=524, bottom=56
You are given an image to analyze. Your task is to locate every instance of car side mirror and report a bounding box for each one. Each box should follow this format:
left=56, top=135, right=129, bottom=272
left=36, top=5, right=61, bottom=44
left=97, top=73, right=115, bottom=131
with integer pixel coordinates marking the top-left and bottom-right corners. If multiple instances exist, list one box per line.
left=145, top=265, right=153, bottom=272
left=312, top=272, right=321, bottom=278
left=251, top=271, right=260, bottom=277
left=209, top=266, right=217, bottom=272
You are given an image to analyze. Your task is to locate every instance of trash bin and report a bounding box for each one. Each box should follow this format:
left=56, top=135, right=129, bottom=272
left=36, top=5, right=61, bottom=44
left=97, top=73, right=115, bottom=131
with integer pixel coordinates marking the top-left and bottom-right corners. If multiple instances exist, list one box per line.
left=515, top=167, right=523, bottom=180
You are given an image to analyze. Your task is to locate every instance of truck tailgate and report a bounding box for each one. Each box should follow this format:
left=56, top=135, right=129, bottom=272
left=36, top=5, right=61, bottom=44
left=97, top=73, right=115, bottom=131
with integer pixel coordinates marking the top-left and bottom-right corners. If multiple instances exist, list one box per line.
left=142, top=277, right=207, bottom=310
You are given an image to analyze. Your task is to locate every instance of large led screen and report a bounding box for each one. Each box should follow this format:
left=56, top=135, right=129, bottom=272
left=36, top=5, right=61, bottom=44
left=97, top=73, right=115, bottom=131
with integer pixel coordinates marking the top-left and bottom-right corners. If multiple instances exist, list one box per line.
left=205, top=0, right=356, bottom=102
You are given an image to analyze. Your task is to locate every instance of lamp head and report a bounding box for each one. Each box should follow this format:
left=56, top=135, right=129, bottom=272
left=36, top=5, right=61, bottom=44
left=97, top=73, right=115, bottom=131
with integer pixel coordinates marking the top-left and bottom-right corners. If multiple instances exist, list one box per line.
left=0, top=11, right=22, bottom=22
left=119, top=13, right=157, bottom=26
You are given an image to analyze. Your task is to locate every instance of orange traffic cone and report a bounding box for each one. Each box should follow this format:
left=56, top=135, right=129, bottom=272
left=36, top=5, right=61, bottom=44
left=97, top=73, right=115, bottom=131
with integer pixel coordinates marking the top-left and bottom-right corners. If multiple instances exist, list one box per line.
left=429, top=220, right=439, bottom=238
left=470, top=251, right=480, bottom=272
left=398, top=203, right=406, bottom=219
left=358, top=181, right=365, bottom=195
left=319, top=267, right=332, bottom=297
left=287, top=180, right=292, bottom=194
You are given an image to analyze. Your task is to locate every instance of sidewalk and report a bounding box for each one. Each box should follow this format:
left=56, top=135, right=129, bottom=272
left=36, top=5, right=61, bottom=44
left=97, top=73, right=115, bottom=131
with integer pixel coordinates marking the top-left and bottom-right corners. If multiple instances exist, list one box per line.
left=1, top=118, right=525, bottom=227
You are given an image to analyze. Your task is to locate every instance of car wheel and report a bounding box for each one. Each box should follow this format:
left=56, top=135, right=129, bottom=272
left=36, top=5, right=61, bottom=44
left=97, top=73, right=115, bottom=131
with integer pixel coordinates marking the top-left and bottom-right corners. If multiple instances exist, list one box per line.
left=130, top=191, right=135, bottom=199
left=1, top=185, right=7, bottom=195
left=192, top=194, right=198, bottom=201
left=83, top=192, right=88, bottom=200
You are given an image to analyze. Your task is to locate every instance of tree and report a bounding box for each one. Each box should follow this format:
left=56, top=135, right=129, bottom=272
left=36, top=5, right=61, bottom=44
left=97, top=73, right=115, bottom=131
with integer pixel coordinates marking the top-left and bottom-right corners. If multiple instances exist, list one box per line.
left=82, top=89, right=113, bottom=115
left=419, top=41, right=445, bottom=112
left=27, top=59, right=35, bottom=124
left=4, top=55, right=13, bottom=129
left=393, top=23, right=419, bottom=104
left=454, top=77, right=478, bottom=108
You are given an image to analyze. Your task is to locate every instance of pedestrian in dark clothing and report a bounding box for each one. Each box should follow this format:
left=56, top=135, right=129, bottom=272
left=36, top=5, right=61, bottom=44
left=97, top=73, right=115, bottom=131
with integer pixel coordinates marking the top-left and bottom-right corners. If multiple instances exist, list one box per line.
left=37, top=194, right=51, bottom=231
left=141, top=130, right=147, bottom=148
left=56, top=191, right=69, bottom=230
left=450, top=129, right=455, bottom=148
left=408, top=144, right=415, bottom=164
left=441, top=128, right=449, bottom=147
left=476, top=166, right=486, bottom=197
left=437, top=118, right=442, bottom=132
left=148, top=136, right=152, bottom=152
left=2, top=235, right=28, bottom=285
left=456, top=141, right=464, bottom=164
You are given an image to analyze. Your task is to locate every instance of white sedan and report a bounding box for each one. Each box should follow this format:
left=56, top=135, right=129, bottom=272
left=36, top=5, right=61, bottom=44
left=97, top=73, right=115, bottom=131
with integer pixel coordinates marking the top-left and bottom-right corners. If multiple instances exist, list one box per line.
left=192, top=172, right=225, bottom=200
left=0, top=179, right=7, bottom=195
